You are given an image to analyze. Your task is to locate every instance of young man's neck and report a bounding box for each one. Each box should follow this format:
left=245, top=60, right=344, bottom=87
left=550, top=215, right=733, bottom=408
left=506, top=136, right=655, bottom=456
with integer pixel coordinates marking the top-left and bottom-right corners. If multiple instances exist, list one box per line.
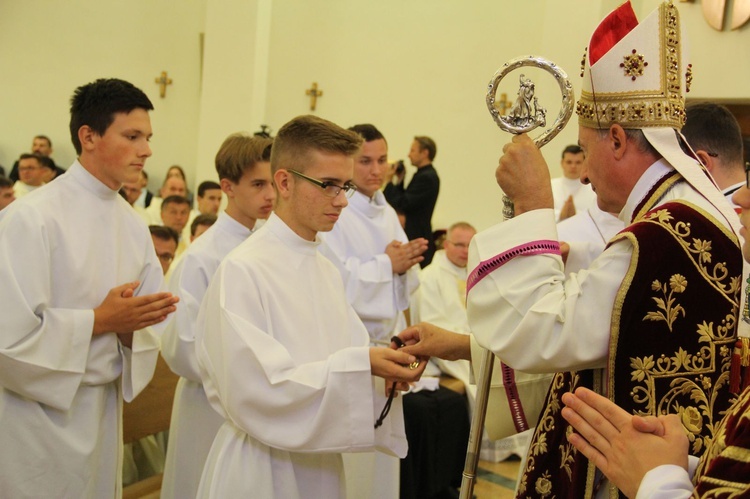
left=224, top=203, right=258, bottom=231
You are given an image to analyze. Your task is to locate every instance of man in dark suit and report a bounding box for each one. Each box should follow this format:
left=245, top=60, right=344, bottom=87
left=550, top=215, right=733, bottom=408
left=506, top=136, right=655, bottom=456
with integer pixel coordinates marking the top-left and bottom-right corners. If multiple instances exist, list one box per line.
left=384, top=135, right=440, bottom=267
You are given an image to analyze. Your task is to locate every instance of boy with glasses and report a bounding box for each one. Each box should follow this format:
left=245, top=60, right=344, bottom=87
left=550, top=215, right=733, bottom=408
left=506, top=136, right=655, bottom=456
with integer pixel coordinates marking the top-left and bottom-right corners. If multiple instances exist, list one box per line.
left=195, top=115, right=425, bottom=498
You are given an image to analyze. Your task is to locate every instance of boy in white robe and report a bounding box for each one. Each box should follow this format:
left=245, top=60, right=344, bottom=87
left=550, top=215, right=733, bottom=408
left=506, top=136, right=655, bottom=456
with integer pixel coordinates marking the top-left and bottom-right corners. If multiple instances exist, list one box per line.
left=319, top=123, right=425, bottom=498
left=160, top=133, right=275, bottom=499
left=0, top=78, right=178, bottom=498
left=195, top=115, right=426, bottom=499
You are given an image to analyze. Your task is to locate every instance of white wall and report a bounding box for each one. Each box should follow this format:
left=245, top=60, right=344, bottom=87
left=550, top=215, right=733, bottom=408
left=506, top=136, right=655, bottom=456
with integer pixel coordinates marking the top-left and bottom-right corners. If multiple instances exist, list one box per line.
left=0, top=0, right=207, bottom=192
left=1, top=0, right=748, bottom=229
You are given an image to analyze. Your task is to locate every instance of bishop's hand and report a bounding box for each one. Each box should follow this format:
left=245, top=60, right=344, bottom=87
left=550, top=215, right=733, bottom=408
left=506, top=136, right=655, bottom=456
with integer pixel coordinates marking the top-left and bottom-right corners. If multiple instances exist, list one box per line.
left=497, top=133, right=554, bottom=216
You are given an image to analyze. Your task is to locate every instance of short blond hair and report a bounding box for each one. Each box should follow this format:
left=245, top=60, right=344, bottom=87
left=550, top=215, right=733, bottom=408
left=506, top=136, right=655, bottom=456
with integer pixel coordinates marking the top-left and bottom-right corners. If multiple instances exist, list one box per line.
left=215, top=133, right=273, bottom=183
left=271, top=115, right=362, bottom=174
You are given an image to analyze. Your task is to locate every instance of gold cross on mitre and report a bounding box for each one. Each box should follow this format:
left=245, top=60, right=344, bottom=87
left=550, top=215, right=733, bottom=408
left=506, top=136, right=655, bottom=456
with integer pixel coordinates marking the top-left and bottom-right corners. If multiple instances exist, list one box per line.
left=155, top=71, right=173, bottom=98
left=306, top=82, right=323, bottom=111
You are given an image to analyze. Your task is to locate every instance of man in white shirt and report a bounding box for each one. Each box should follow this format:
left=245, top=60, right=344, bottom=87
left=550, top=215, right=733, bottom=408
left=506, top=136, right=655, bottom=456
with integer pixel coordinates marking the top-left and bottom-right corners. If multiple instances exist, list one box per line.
left=159, top=195, right=191, bottom=258
left=13, top=153, right=47, bottom=198
left=319, top=123, right=425, bottom=499
left=0, top=77, right=178, bottom=498
left=160, top=133, right=275, bottom=499
left=551, top=144, right=597, bottom=221
left=183, top=180, right=223, bottom=243
left=195, top=115, right=425, bottom=499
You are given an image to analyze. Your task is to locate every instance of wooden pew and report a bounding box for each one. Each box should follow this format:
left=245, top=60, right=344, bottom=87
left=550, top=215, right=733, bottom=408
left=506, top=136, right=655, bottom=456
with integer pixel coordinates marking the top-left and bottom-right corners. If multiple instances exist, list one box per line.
left=122, top=354, right=179, bottom=499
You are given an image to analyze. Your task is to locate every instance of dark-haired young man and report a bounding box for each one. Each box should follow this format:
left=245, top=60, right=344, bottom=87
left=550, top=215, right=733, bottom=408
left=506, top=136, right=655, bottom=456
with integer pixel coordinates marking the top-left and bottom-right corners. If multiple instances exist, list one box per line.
left=196, top=180, right=222, bottom=216
left=552, top=144, right=597, bottom=221
left=0, top=78, right=178, bottom=498
left=682, top=102, right=746, bottom=210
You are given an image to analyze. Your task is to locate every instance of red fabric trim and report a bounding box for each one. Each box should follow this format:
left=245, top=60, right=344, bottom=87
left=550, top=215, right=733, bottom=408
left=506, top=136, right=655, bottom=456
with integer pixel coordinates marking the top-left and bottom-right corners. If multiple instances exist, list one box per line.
left=589, top=1, right=639, bottom=66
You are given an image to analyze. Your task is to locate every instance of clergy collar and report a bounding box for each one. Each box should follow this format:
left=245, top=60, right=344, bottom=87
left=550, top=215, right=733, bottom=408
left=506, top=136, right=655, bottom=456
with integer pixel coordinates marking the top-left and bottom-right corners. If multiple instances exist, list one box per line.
left=216, top=210, right=254, bottom=239
left=67, top=160, right=120, bottom=200
left=263, top=212, right=321, bottom=254
left=350, top=189, right=387, bottom=217
left=618, top=158, right=673, bottom=223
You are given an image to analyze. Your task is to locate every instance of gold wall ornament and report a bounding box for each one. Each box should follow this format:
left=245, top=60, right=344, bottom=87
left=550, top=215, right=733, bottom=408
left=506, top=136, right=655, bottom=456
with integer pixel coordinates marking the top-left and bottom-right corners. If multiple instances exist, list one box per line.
left=154, top=71, right=172, bottom=98
left=305, top=82, right=323, bottom=111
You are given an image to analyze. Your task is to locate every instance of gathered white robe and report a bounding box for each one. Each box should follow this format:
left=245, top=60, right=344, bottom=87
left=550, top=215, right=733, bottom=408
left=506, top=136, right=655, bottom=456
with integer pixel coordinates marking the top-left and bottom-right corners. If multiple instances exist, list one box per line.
left=551, top=176, right=597, bottom=221
left=196, top=213, right=406, bottom=499
left=160, top=211, right=253, bottom=499
left=0, top=161, right=163, bottom=498
left=319, top=190, right=419, bottom=344
left=320, top=190, right=418, bottom=499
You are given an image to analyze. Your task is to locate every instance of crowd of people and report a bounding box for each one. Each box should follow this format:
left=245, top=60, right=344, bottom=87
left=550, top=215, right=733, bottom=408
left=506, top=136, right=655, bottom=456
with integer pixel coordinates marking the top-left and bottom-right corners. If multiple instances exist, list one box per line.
left=1, top=2, right=750, bottom=499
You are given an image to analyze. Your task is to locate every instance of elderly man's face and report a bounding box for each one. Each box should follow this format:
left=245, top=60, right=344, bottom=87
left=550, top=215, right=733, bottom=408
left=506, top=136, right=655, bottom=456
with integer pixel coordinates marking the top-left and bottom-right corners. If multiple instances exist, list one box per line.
left=444, top=226, right=475, bottom=268
left=578, top=126, right=628, bottom=214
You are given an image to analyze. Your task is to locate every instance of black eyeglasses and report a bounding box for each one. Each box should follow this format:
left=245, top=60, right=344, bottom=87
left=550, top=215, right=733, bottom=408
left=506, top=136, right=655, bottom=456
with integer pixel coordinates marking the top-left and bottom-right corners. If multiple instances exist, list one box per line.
left=288, top=169, right=357, bottom=198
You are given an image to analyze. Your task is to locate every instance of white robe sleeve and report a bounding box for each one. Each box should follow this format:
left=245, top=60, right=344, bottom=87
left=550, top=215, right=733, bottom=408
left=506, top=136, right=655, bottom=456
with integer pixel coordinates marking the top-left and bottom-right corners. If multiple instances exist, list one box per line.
left=197, top=260, right=405, bottom=455
left=117, top=235, right=165, bottom=403
left=0, top=207, right=93, bottom=410
left=161, top=253, right=209, bottom=381
left=467, top=209, right=631, bottom=373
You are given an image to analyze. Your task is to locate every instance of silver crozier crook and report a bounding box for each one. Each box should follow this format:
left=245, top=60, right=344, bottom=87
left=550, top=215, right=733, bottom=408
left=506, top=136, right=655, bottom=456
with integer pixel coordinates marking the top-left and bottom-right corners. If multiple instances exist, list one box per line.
left=459, top=55, right=573, bottom=499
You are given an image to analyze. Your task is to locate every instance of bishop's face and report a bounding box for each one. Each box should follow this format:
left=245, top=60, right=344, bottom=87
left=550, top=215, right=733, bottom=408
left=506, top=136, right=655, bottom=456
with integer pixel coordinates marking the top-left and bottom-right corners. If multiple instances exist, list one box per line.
left=284, top=150, right=352, bottom=241
left=578, top=125, right=627, bottom=214
left=353, top=138, right=388, bottom=198
left=83, top=109, right=153, bottom=190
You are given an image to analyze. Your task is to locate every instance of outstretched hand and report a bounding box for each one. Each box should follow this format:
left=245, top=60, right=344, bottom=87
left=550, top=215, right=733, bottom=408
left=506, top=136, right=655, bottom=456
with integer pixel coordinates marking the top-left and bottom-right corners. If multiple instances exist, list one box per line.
left=496, top=133, right=553, bottom=216
left=561, top=387, right=689, bottom=498
left=93, top=281, right=179, bottom=335
left=397, top=322, right=471, bottom=362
